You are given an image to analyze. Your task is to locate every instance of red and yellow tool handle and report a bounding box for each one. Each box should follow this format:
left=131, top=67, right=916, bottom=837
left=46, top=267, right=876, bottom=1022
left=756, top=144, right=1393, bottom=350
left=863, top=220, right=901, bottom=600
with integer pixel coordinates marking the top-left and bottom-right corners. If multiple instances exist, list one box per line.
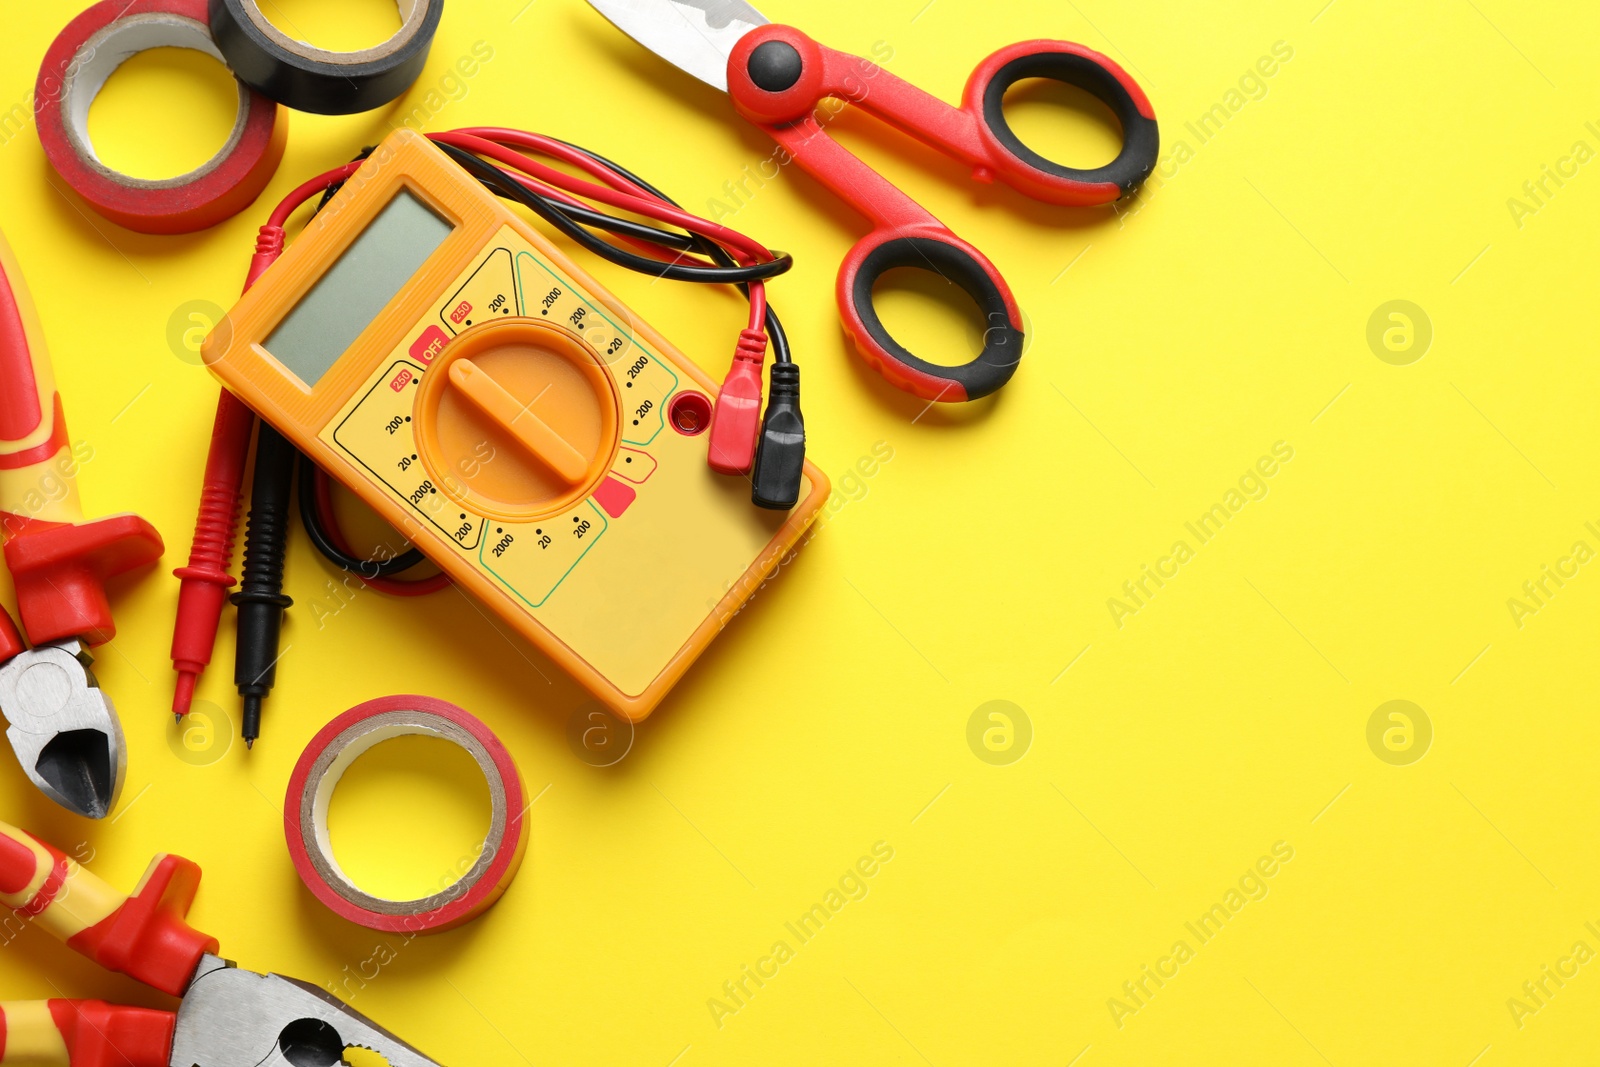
left=0, top=230, right=165, bottom=646
left=0, top=1001, right=173, bottom=1067
left=0, top=821, right=218, bottom=998
left=0, top=231, right=83, bottom=529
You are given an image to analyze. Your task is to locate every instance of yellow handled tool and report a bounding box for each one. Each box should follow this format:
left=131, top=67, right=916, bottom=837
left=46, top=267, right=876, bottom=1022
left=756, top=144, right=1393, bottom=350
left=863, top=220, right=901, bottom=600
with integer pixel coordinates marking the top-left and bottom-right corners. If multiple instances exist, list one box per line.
left=0, top=819, right=202, bottom=1067
left=0, top=819, right=450, bottom=1067
left=0, top=229, right=164, bottom=643
left=0, top=232, right=81, bottom=528
left=0, top=230, right=165, bottom=819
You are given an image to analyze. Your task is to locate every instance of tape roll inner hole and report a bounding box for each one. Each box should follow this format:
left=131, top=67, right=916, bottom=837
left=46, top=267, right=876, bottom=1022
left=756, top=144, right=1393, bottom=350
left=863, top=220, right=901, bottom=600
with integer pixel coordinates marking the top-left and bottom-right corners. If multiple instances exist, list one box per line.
left=306, top=715, right=507, bottom=916
left=240, top=0, right=430, bottom=63
left=65, top=15, right=250, bottom=189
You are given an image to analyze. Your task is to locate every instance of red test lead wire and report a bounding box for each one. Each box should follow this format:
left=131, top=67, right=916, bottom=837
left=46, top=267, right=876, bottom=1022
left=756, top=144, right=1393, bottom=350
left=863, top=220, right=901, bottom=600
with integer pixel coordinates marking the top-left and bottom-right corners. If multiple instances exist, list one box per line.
left=310, top=466, right=450, bottom=597
left=169, top=390, right=254, bottom=716
left=431, top=130, right=779, bottom=474
left=169, top=224, right=296, bottom=717
left=170, top=161, right=370, bottom=717
left=430, top=130, right=778, bottom=333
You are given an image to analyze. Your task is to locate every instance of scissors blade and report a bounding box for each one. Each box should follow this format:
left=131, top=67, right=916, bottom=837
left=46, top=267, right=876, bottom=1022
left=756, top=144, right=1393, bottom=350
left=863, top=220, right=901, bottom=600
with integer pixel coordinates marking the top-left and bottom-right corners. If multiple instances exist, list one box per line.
left=584, top=0, right=768, bottom=91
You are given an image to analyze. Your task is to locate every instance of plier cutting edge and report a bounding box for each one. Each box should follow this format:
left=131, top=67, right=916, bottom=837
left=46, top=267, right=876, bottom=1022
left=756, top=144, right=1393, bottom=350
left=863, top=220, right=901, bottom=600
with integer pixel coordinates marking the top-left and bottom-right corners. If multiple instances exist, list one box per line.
left=0, top=819, right=446, bottom=1067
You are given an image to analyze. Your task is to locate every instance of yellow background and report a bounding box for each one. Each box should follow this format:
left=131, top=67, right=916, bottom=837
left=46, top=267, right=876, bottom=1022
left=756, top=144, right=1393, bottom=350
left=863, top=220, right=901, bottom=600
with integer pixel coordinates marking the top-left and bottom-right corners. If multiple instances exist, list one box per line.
left=1, top=0, right=1598, bottom=1064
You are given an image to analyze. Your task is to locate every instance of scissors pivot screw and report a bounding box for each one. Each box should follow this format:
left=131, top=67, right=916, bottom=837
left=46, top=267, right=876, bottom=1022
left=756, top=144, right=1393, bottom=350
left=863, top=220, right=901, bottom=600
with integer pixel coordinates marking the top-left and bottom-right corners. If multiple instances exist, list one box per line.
left=748, top=40, right=803, bottom=92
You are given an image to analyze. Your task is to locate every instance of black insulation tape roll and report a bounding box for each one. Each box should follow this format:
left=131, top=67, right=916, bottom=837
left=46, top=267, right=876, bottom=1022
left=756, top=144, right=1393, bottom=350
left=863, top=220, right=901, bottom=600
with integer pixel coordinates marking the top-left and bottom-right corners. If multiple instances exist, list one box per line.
left=207, top=0, right=444, bottom=115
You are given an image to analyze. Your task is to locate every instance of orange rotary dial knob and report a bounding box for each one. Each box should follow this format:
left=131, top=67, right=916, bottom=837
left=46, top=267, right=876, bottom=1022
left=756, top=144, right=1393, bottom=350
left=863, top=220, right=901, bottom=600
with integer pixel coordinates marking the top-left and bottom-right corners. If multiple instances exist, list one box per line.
left=415, top=319, right=620, bottom=522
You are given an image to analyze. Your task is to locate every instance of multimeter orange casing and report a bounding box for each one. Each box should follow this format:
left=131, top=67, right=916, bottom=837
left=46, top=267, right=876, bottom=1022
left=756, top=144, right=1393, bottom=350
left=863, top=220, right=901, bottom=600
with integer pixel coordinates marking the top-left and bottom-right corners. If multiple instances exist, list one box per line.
left=204, top=128, right=828, bottom=722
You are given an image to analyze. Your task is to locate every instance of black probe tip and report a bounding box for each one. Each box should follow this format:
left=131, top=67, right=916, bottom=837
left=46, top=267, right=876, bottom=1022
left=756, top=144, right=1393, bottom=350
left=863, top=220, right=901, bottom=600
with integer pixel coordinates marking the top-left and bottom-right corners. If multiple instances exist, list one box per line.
left=242, top=693, right=263, bottom=748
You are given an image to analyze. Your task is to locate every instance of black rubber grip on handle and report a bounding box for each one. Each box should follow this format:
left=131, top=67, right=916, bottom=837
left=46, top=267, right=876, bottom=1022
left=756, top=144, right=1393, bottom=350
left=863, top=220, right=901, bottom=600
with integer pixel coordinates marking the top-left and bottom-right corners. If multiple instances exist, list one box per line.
left=981, top=50, right=1159, bottom=196
left=851, top=237, right=1024, bottom=402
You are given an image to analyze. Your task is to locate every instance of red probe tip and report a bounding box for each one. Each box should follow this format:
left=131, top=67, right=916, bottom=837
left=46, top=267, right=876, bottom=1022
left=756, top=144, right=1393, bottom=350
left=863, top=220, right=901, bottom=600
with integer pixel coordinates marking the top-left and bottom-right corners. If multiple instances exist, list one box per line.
left=172, top=671, right=197, bottom=717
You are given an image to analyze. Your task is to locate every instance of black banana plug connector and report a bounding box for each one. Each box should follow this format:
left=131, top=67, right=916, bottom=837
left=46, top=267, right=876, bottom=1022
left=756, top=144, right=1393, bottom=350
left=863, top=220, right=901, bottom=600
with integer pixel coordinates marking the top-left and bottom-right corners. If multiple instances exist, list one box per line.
left=751, top=362, right=806, bottom=511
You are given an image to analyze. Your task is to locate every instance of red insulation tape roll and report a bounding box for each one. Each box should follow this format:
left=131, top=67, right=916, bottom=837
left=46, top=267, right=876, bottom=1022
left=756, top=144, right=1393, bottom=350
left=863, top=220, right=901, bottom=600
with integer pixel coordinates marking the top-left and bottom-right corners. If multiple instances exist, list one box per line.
left=285, top=696, right=531, bottom=935
left=36, top=0, right=287, bottom=235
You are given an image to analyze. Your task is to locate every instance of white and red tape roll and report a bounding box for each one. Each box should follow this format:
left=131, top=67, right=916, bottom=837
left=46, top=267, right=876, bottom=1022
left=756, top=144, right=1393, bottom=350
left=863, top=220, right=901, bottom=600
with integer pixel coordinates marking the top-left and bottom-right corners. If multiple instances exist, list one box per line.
left=35, top=0, right=287, bottom=234
left=284, top=696, right=530, bottom=935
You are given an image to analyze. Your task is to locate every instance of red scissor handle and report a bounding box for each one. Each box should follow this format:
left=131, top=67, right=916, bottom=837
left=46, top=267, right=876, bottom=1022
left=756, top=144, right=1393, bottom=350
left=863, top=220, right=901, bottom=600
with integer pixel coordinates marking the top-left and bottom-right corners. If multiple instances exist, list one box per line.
left=726, top=26, right=1157, bottom=402
left=729, top=26, right=1158, bottom=205
left=760, top=115, right=1023, bottom=401
left=964, top=40, right=1159, bottom=203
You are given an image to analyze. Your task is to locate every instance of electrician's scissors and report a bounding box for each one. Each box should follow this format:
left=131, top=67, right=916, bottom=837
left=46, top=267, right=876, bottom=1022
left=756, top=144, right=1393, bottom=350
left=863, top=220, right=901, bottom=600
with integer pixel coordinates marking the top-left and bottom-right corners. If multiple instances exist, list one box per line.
left=585, top=0, right=1159, bottom=402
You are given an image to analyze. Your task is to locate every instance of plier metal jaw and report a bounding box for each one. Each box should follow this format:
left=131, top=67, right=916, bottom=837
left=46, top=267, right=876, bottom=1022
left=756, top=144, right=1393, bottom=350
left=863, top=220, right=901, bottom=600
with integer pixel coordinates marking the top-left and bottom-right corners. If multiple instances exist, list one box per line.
left=0, top=631, right=126, bottom=819
left=173, top=960, right=445, bottom=1067
left=0, top=819, right=448, bottom=1067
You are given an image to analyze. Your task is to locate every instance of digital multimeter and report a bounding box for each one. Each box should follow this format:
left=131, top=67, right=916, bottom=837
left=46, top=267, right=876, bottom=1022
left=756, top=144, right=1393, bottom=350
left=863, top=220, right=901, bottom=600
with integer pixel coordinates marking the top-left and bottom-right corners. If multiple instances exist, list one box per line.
left=205, top=128, right=828, bottom=722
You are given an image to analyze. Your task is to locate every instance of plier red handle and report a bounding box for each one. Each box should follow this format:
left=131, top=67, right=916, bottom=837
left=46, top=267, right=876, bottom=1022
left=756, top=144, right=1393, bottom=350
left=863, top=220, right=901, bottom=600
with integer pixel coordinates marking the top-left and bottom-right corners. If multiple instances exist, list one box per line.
left=0, top=819, right=447, bottom=1067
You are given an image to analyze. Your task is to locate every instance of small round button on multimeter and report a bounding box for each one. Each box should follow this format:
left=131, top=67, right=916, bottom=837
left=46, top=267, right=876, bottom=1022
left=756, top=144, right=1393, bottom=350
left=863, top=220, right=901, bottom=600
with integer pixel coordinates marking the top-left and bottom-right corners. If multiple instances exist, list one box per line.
left=414, top=318, right=622, bottom=522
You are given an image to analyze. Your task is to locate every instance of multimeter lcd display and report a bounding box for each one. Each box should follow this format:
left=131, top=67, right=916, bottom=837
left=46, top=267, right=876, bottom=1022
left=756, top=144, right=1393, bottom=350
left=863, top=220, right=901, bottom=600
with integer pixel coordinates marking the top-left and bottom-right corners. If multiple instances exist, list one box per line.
left=264, top=190, right=453, bottom=387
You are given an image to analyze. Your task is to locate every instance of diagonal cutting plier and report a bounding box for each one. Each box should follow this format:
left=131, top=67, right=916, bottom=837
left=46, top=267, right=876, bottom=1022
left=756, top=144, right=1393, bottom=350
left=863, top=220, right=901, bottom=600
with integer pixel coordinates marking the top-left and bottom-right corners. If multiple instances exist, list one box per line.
left=0, top=230, right=164, bottom=819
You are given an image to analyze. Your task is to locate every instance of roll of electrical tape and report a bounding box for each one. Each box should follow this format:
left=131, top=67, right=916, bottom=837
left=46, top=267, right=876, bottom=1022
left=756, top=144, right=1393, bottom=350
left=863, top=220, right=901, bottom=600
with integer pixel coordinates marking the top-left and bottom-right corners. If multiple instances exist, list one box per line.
left=36, top=0, right=287, bottom=235
left=285, top=696, right=530, bottom=934
left=208, top=0, right=444, bottom=115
